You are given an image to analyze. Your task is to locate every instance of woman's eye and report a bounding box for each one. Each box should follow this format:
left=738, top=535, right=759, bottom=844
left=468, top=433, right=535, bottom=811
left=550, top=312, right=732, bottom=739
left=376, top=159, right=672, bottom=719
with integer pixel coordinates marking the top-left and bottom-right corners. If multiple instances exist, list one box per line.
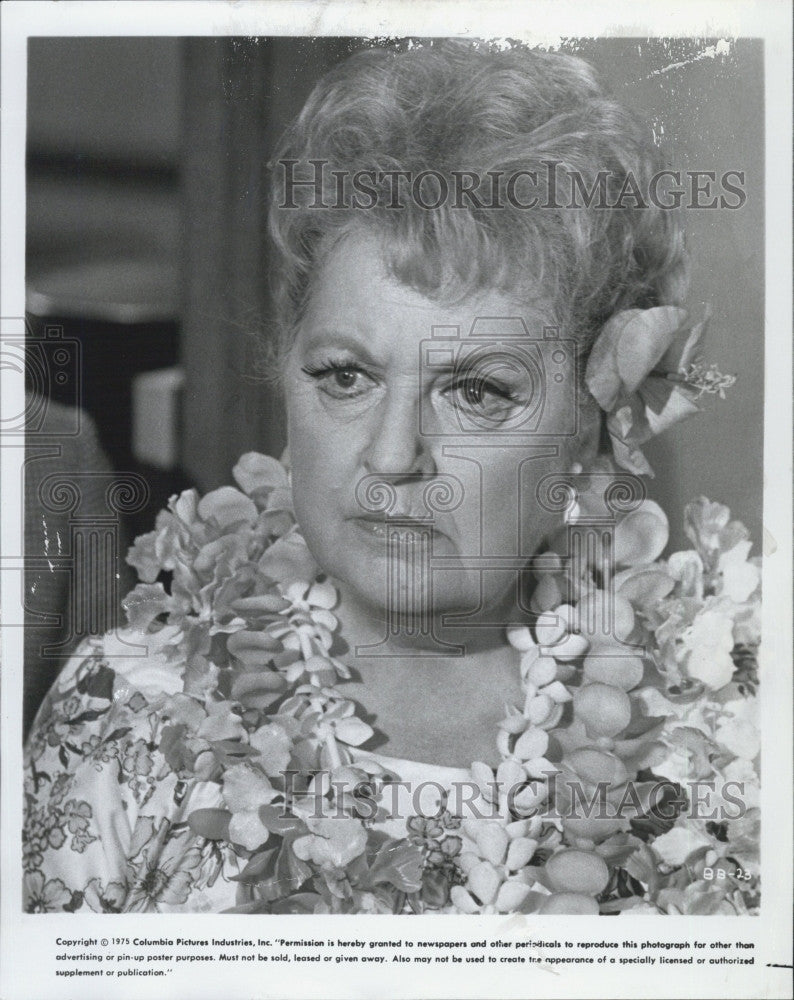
left=446, top=378, right=519, bottom=419
left=301, top=362, right=374, bottom=399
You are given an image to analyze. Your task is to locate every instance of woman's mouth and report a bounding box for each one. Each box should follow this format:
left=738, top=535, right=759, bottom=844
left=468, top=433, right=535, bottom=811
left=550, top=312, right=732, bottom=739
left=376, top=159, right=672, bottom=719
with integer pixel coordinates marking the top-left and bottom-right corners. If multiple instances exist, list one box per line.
left=349, top=514, right=450, bottom=547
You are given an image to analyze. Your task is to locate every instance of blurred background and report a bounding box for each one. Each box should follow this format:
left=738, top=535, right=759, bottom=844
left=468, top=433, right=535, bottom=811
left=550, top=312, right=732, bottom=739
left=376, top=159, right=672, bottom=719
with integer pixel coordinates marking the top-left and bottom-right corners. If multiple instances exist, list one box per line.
left=23, top=36, right=764, bottom=728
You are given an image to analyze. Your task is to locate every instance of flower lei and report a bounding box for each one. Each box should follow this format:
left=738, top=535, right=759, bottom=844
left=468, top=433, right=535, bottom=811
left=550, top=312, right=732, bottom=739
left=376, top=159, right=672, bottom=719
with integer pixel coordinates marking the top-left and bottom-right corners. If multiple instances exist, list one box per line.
left=123, top=450, right=760, bottom=916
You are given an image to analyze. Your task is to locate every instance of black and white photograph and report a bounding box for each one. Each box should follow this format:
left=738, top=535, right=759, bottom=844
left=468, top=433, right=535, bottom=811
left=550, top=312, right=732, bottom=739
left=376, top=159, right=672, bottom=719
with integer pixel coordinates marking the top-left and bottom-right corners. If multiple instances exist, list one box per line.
left=1, top=2, right=791, bottom=999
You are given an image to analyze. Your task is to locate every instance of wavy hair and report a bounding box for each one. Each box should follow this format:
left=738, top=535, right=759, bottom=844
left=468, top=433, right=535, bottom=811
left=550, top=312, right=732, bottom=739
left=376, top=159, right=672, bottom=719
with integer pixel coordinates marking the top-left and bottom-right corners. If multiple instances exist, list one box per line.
left=267, top=40, right=689, bottom=365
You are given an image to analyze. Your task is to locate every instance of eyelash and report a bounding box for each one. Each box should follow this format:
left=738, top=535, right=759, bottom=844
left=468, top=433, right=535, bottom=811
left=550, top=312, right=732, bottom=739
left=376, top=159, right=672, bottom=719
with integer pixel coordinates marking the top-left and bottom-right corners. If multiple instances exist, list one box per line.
left=300, top=358, right=374, bottom=398
left=448, top=377, right=520, bottom=404
left=301, top=359, right=368, bottom=379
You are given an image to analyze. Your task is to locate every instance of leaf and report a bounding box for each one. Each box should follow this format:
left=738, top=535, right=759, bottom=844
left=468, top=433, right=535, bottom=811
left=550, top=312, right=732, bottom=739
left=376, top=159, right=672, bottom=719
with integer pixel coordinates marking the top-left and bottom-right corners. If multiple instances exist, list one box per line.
left=231, top=846, right=279, bottom=886
left=620, top=712, right=668, bottom=740
left=122, top=583, right=175, bottom=632
left=230, top=666, right=287, bottom=702
left=67, top=707, right=110, bottom=725
left=420, top=868, right=451, bottom=909
left=258, top=804, right=307, bottom=837
left=227, top=630, right=282, bottom=664
left=211, top=742, right=258, bottom=773
left=183, top=653, right=218, bottom=698
left=75, top=663, right=116, bottom=701
left=102, top=726, right=132, bottom=745
left=211, top=738, right=255, bottom=757
left=63, top=890, right=84, bottom=913
left=187, top=808, right=232, bottom=841
left=273, top=833, right=312, bottom=896
left=368, top=840, right=424, bottom=893
left=159, top=724, right=192, bottom=772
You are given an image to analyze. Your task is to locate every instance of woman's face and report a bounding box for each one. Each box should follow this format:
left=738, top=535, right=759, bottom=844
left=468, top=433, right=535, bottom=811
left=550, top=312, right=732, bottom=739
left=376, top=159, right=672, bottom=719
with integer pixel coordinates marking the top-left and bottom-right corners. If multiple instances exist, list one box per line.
left=284, top=232, right=581, bottom=630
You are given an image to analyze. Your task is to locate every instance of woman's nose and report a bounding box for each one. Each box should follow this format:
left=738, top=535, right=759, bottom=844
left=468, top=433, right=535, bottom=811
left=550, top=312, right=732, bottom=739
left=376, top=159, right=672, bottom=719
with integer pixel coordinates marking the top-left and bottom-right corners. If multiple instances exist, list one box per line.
left=361, top=390, right=435, bottom=478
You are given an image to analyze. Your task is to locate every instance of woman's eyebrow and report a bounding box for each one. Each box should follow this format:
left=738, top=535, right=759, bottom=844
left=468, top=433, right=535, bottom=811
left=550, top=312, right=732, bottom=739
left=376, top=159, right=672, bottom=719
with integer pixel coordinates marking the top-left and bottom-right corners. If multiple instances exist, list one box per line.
left=299, top=330, right=379, bottom=365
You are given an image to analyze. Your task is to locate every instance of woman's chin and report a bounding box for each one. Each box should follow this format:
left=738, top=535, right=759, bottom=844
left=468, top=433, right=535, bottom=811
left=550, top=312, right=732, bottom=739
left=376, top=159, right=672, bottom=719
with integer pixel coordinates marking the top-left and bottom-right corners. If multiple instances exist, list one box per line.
left=330, top=561, right=506, bottom=631
left=306, top=519, right=520, bottom=630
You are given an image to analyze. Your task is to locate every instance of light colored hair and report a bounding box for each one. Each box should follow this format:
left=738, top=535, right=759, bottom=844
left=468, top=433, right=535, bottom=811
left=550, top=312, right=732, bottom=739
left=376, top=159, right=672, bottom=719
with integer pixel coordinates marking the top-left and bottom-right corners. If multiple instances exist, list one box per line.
left=267, top=40, right=689, bottom=365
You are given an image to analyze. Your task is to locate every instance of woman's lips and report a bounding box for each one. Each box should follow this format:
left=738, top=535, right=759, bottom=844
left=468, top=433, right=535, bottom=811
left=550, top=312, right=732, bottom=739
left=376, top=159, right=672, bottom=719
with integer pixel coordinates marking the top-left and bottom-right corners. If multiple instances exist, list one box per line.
left=349, top=514, right=451, bottom=547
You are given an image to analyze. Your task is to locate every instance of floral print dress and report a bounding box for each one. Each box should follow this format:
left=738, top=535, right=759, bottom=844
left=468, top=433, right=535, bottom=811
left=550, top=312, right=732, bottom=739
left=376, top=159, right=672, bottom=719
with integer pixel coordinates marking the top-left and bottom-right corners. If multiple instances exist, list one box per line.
left=24, top=628, right=247, bottom=913
left=23, top=628, right=469, bottom=914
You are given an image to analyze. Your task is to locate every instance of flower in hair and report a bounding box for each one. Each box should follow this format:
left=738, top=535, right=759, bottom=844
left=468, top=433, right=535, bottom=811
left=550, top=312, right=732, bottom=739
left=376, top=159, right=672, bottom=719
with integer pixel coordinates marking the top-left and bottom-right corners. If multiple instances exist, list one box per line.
left=585, top=306, right=735, bottom=477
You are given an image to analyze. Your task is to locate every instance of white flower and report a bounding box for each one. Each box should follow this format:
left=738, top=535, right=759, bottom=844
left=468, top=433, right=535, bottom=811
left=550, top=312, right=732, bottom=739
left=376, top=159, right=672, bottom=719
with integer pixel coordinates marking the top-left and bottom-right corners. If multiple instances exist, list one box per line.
left=717, top=541, right=760, bottom=603
left=715, top=718, right=759, bottom=760
left=232, top=452, right=289, bottom=495
left=513, top=727, right=549, bottom=761
left=654, top=727, right=714, bottom=783
left=686, top=646, right=735, bottom=690
left=666, top=550, right=704, bottom=600
left=652, top=820, right=713, bottom=866
left=105, top=627, right=185, bottom=698
left=718, top=758, right=760, bottom=811
left=715, top=699, right=760, bottom=760
left=733, top=601, right=761, bottom=646
left=507, top=627, right=535, bottom=651
left=292, top=817, right=368, bottom=869
left=197, top=486, right=258, bottom=528
left=229, top=810, right=270, bottom=851
left=682, top=609, right=736, bottom=689
left=634, top=687, right=680, bottom=720
left=249, top=723, right=292, bottom=776
left=450, top=862, right=533, bottom=914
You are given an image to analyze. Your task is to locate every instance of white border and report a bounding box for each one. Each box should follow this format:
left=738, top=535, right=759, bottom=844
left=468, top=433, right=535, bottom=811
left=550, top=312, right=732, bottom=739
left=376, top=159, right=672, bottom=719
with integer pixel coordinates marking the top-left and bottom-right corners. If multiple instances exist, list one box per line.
left=1, top=3, right=791, bottom=999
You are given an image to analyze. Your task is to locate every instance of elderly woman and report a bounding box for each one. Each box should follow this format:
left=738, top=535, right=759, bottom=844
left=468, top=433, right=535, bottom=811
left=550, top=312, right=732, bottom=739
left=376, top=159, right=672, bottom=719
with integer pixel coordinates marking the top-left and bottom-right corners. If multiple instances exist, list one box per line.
left=24, top=42, right=757, bottom=917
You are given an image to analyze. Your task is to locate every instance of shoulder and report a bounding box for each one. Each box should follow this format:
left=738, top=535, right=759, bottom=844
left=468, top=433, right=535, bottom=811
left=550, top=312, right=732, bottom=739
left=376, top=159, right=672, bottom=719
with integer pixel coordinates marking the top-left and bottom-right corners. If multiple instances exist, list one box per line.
left=23, top=627, right=240, bottom=913
left=48, top=625, right=185, bottom=705
left=25, top=627, right=193, bottom=863
left=27, top=626, right=186, bottom=771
